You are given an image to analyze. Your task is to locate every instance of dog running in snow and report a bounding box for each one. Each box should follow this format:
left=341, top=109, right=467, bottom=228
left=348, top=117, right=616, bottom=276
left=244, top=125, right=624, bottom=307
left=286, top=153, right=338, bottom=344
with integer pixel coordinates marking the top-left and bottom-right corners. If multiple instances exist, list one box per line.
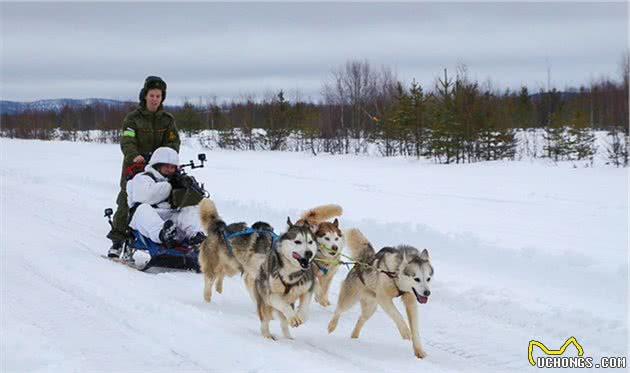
left=253, top=217, right=318, bottom=340
left=327, top=228, right=433, bottom=359
left=198, top=198, right=276, bottom=303
left=295, top=204, right=345, bottom=307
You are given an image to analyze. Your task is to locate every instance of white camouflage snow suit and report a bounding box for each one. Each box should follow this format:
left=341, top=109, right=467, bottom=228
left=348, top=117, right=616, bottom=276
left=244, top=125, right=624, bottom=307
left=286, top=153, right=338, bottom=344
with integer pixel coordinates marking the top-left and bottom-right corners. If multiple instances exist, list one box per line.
left=127, top=147, right=203, bottom=244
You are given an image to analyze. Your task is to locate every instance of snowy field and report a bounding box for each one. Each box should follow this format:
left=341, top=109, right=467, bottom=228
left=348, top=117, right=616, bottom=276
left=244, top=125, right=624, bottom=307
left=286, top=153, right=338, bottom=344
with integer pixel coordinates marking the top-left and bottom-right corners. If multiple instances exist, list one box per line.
left=1, top=138, right=628, bottom=372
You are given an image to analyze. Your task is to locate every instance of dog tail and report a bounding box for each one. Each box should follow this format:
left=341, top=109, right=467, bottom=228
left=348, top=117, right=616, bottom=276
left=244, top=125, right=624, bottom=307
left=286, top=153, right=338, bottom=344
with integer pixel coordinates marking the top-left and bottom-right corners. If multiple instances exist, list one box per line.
left=345, top=228, right=375, bottom=262
left=299, top=204, right=343, bottom=225
left=199, top=198, right=223, bottom=234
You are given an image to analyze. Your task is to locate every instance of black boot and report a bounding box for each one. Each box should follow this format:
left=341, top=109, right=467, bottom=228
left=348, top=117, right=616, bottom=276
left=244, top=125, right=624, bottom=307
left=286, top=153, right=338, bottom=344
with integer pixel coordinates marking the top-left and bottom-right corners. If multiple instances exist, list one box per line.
left=159, top=220, right=178, bottom=248
left=107, top=241, right=123, bottom=258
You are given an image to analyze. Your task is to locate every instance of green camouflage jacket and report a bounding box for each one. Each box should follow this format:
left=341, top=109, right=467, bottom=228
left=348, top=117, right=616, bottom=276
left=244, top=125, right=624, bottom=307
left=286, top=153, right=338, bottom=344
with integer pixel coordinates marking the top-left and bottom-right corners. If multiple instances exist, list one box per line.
left=120, top=105, right=180, bottom=168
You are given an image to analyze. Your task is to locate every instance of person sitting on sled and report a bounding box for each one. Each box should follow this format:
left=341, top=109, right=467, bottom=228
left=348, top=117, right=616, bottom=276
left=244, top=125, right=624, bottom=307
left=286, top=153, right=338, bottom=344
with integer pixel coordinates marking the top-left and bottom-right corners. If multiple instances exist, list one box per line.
left=127, top=147, right=206, bottom=248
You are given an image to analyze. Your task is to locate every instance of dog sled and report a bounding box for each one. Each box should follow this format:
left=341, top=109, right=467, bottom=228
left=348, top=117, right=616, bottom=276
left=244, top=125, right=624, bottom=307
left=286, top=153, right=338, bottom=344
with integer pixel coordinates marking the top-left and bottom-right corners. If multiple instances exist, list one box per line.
left=102, top=218, right=202, bottom=272
left=103, top=153, right=209, bottom=273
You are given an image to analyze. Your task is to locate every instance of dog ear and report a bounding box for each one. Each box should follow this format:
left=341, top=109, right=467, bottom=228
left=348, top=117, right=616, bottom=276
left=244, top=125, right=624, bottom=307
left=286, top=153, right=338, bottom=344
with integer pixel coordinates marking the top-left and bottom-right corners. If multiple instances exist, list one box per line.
left=333, top=218, right=339, bottom=227
left=286, top=217, right=293, bottom=227
left=213, top=220, right=227, bottom=234
left=420, top=248, right=430, bottom=260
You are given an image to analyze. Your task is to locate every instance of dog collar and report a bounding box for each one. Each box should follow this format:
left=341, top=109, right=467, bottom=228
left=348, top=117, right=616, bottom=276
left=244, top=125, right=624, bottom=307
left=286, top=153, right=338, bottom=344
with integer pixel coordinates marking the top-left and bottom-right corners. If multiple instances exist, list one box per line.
left=319, top=243, right=341, bottom=258
left=316, top=262, right=329, bottom=275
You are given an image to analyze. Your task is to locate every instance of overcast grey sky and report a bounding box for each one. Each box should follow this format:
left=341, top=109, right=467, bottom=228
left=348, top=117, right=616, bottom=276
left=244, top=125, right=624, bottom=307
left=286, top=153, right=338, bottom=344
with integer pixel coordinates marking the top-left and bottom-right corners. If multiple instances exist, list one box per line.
left=1, top=2, right=628, bottom=104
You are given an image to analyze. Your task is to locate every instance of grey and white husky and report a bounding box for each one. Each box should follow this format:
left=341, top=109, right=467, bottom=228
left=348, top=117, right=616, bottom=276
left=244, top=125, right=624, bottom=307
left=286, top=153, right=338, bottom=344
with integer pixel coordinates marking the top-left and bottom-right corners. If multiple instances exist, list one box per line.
left=327, top=228, right=433, bottom=359
left=253, top=218, right=318, bottom=340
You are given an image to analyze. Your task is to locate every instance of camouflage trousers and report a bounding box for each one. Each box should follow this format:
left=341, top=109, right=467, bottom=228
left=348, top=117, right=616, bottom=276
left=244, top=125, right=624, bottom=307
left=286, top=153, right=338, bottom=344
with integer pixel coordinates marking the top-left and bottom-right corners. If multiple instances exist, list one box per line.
left=107, top=172, right=129, bottom=242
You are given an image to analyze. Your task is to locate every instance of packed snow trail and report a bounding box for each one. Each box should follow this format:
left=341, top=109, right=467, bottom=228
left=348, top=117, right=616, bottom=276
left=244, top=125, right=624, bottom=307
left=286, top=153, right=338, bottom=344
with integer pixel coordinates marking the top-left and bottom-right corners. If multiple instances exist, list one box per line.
left=1, top=139, right=627, bottom=372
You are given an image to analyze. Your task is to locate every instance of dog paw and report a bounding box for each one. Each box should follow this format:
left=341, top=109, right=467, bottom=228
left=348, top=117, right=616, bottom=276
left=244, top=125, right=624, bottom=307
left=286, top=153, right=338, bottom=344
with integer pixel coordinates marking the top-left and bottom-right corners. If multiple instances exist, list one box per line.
left=327, top=317, right=339, bottom=333
left=203, top=292, right=212, bottom=303
left=414, top=348, right=427, bottom=359
left=262, top=332, right=277, bottom=341
left=317, top=298, right=331, bottom=307
left=288, top=314, right=303, bottom=328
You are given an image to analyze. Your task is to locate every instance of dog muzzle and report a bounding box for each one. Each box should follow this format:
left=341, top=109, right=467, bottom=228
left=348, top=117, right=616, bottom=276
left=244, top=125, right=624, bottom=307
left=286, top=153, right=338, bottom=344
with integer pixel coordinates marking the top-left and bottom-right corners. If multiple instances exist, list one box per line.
left=412, top=288, right=429, bottom=304
left=292, top=252, right=311, bottom=270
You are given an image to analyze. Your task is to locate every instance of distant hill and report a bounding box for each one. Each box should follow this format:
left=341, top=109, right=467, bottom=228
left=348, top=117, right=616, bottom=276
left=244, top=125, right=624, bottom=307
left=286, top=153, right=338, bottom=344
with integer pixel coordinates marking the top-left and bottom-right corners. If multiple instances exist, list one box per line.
left=2, top=92, right=582, bottom=115
left=0, top=98, right=134, bottom=115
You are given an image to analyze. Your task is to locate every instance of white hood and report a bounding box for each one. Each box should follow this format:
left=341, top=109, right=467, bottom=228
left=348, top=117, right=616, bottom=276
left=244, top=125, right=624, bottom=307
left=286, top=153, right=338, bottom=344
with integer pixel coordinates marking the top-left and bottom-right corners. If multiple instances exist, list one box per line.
left=148, top=147, right=179, bottom=167
left=126, top=147, right=178, bottom=207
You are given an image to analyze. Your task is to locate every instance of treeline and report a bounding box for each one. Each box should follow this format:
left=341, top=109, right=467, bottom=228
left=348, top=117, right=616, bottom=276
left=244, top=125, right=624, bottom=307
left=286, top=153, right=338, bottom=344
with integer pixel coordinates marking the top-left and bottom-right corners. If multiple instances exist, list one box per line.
left=2, top=60, right=628, bottom=166
left=1, top=102, right=135, bottom=142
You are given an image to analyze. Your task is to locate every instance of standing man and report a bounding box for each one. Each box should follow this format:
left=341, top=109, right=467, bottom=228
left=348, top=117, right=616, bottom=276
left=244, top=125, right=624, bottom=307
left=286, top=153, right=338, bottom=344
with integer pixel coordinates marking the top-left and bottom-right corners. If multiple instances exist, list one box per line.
left=107, top=76, right=181, bottom=257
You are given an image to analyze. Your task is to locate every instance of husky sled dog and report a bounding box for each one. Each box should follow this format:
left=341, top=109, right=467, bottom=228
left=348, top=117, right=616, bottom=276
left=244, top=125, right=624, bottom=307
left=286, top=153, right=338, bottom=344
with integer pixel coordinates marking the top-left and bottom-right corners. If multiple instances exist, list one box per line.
left=253, top=218, right=318, bottom=340
left=327, top=228, right=433, bottom=359
left=198, top=199, right=276, bottom=303
left=296, top=204, right=345, bottom=307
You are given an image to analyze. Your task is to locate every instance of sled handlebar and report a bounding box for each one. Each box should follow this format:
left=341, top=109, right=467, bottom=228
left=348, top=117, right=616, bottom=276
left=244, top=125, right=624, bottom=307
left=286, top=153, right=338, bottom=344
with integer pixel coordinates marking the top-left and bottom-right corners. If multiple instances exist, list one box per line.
left=104, top=208, right=114, bottom=228
left=179, top=153, right=206, bottom=171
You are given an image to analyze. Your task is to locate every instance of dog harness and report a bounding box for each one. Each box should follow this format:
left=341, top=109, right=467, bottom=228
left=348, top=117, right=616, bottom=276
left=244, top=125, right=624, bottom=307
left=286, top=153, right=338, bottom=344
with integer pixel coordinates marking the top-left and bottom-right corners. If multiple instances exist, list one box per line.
left=222, top=228, right=279, bottom=257
left=274, top=269, right=313, bottom=295
left=312, top=243, right=343, bottom=275
left=315, top=262, right=329, bottom=275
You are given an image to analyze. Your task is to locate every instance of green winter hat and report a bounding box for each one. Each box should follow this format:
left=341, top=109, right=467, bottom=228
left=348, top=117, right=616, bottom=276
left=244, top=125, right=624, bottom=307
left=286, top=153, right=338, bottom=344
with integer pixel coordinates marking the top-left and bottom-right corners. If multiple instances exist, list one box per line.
left=139, top=76, right=167, bottom=104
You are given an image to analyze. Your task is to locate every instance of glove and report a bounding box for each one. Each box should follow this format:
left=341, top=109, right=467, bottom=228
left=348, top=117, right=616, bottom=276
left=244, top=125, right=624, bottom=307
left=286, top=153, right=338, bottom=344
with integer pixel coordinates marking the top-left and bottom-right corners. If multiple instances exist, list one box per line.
left=180, top=175, right=193, bottom=189
left=189, top=232, right=207, bottom=246
left=169, top=172, right=181, bottom=188
left=169, top=172, right=192, bottom=189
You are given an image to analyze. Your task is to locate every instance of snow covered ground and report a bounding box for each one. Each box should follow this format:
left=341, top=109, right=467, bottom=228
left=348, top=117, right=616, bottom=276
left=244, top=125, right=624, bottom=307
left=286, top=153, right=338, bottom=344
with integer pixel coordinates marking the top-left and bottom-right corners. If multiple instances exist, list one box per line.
left=1, top=138, right=628, bottom=372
